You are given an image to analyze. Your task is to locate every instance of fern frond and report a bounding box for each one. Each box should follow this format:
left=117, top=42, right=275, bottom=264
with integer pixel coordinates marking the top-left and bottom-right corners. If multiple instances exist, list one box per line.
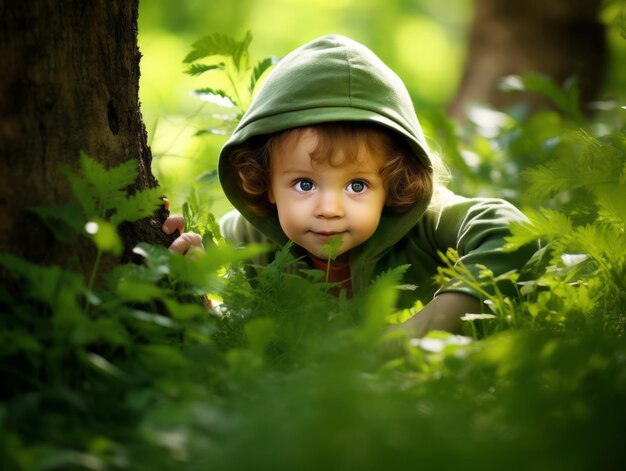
left=183, top=31, right=253, bottom=71
left=193, top=88, right=237, bottom=107
left=80, top=152, right=136, bottom=192
left=594, top=183, right=626, bottom=224
left=62, top=165, right=97, bottom=216
left=110, top=188, right=163, bottom=226
left=248, top=56, right=277, bottom=95
left=232, top=30, right=253, bottom=71
left=504, top=208, right=573, bottom=251
left=574, top=223, right=626, bottom=264
left=370, top=264, right=410, bottom=289
left=185, top=63, right=224, bottom=77
left=524, top=131, right=624, bottom=201
left=62, top=153, right=138, bottom=219
left=183, top=33, right=239, bottom=63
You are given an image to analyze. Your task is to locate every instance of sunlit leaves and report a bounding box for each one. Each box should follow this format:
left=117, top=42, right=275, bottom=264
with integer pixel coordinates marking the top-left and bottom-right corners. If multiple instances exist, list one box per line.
left=185, top=62, right=224, bottom=77
left=523, top=130, right=625, bottom=202
left=183, top=31, right=252, bottom=68
left=184, top=31, right=277, bottom=133
left=355, top=264, right=411, bottom=343
left=192, top=87, right=237, bottom=107
left=248, top=56, right=278, bottom=96
left=505, top=208, right=573, bottom=251
left=500, top=73, right=582, bottom=122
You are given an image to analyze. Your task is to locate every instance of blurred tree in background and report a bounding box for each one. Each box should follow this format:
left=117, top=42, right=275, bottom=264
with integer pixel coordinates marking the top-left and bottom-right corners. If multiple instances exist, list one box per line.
left=448, top=0, right=607, bottom=120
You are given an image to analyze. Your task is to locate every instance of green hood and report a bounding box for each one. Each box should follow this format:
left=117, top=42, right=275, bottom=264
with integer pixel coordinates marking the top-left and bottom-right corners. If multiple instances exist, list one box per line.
left=218, top=34, right=433, bottom=262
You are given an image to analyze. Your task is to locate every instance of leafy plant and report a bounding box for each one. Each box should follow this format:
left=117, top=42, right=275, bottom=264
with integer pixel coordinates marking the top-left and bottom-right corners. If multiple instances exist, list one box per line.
left=183, top=31, right=278, bottom=135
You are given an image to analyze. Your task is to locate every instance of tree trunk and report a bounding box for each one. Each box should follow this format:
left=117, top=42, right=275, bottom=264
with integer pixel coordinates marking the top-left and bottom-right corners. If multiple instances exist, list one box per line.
left=447, top=0, right=607, bottom=120
left=0, top=0, right=172, bottom=276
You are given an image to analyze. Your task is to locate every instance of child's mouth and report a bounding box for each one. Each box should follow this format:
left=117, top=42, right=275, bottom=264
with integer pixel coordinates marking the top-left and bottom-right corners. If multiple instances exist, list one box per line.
left=311, top=231, right=345, bottom=240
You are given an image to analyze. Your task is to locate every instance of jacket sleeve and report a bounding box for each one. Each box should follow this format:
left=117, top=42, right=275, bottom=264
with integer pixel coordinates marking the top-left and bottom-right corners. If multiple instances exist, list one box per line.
left=220, top=209, right=268, bottom=246
left=219, top=210, right=275, bottom=269
left=429, top=192, right=537, bottom=299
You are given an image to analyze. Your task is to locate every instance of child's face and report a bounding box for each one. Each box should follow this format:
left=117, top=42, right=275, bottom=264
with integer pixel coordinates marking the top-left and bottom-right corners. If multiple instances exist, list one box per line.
left=268, top=128, right=388, bottom=261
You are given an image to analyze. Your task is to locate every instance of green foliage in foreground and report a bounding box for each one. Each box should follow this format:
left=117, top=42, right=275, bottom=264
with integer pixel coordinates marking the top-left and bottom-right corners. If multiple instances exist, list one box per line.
left=2, top=46, right=626, bottom=470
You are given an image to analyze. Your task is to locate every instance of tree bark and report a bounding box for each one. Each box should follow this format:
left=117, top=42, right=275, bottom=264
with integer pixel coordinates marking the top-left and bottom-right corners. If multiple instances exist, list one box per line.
left=0, top=0, right=172, bottom=276
left=448, top=0, right=607, bottom=120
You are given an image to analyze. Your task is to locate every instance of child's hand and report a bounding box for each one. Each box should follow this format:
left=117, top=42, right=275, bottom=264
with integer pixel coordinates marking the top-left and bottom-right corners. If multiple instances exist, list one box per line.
left=162, top=214, right=204, bottom=255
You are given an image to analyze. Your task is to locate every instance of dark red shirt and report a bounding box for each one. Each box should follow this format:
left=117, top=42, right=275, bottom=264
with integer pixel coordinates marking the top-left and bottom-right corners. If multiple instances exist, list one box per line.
left=306, top=252, right=352, bottom=298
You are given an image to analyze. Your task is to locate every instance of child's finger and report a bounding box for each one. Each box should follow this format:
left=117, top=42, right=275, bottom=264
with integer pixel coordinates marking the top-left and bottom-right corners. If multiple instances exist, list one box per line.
left=162, top=197, right=170, bottom=210
left=162, top=214, right=185, bottom=235
left=168, top=231, right=204, bottom=254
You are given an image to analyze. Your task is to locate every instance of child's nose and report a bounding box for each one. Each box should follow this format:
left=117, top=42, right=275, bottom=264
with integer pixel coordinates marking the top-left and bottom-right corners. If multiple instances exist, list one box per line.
left=315, top=190, right=344, bottom=218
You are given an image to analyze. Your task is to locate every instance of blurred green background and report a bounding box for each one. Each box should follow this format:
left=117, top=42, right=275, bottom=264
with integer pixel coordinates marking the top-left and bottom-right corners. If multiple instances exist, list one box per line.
left=137, top=0, right=625, bottom=217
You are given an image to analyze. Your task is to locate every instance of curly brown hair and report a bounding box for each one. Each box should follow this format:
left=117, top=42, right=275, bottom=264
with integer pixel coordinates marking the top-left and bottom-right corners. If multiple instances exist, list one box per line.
left=229, top=122, right=433, bottom=215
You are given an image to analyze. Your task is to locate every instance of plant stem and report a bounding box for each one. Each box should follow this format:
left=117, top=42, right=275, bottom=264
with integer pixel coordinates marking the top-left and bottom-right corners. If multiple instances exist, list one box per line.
left=85, top=248, right=102, bottom=312
left=326, top=258, right=331, bottom=284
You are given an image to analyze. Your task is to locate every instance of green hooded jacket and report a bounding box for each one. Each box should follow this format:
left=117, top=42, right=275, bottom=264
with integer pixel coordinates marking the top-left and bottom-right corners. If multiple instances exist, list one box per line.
left=218, top=34, right=533, bottom=306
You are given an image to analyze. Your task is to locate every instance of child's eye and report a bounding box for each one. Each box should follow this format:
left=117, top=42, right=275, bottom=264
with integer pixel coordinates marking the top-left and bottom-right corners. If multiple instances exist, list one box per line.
left=347, top=181, right=367, bottom=193
left=294, top=179, right=315, bottom=192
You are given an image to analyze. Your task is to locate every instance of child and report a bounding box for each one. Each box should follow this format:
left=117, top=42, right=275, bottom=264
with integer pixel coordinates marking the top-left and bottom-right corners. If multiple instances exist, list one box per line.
left=165, top=35, right=534, bottom=337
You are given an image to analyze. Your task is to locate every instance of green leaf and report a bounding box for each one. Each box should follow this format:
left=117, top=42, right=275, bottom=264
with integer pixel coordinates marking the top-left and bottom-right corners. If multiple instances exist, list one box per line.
left=248, top=56, right=276, bottom=95
left=83, top=154, right=137, bottom=192
left=206, top=212, right=224, bottom=243
left=28, top=203, right=84, bottom=243
left=195, top=169, right=218, bottom=184
left=162, top=298, right=207, bottom=321
left=62, top=153, right=139, bottom=220
left=62, top=164, right=97, bottom=216
left=0, top=254, right=84, bottom=314
left=574, top=223, right=626, bottom=263
left=193, top=87, right=237, bottom=107
left=132, top=243, right=172, bottom=276
left=523, top=130, right=624, bottom=201
left=594, top=183, right=626, bottom=223
left=322, top=235, right=343, bottom=262
left=137, top=345, right=190, bottom=371
left=79, top=152, right=137, bottom=214
left=245, top=317, right=276, bottom=353
left=354, top=264, right=410, bottom=342
left=233, top=30, right=253, bottom=70
left=500, top=73, right=582, bottom=122
left=185, top=62, right=224, bottom=77
left=85, top=218, right=122, bottom=255
left=421, top=109, right=471, bottom=177
left=184, top=31, right=251, bottom=65
left=110, top=187, right=163, bottom=225
left=83, top=351, right=129, bottom=381
left=129, top=309, right=177, bottom=328
left=504, top=208, right=573, bottom=251
left=184, top=33, right=237, bottom=63
left=116, top=278, right=165, bottom=303
left=34, top=447, right=105, bottom=471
